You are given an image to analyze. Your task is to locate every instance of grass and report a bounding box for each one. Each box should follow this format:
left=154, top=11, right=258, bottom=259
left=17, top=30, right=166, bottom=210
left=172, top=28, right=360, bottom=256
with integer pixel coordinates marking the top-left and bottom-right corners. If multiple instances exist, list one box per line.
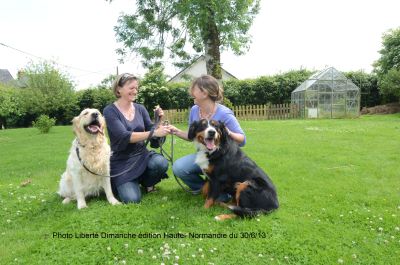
left=1, top=114, right=399, bottom=264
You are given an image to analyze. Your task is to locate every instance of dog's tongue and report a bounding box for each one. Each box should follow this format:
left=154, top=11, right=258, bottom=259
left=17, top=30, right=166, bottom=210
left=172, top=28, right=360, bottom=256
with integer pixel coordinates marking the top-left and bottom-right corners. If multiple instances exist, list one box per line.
left=205, top=138, right=215, bottom=150
left=88, top=125, right=103, bottom=134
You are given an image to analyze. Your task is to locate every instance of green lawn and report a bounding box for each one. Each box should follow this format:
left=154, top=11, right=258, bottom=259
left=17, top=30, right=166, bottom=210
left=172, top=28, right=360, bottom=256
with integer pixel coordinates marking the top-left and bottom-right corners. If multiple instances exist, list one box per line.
left=1, top=114, right=399, bottom=264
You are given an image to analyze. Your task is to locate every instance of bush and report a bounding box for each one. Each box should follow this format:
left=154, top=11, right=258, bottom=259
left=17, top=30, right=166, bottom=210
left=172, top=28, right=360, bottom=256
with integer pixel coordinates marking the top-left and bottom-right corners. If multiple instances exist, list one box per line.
left=0, top=84, right=26, bottom=129
left=32, top=115, right=56, bottom=133
left=76, top=88, right=115, bottom=113
left=223, top=69, right=313, bottom=105
left=379, top=68, right=400, bottom=102
left=345, top=71, right=381, bottom=107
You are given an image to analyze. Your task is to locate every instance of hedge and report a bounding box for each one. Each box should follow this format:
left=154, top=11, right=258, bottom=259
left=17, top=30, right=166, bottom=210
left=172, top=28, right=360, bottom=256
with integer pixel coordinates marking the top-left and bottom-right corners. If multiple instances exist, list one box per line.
left=0, top=70, right=382, bottom=129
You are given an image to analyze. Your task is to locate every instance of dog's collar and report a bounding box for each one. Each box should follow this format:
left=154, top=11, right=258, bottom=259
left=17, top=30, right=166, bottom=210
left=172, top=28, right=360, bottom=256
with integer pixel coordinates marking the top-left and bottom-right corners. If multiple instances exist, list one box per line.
left=75, top=138, right=86, bottom=148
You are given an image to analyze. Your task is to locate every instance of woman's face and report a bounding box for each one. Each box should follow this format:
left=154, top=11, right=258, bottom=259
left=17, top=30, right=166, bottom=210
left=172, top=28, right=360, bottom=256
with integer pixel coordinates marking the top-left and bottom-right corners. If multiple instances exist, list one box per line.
left=191, top=85, right=208, bottom=105
left=118, top=80, right=139, bottom=102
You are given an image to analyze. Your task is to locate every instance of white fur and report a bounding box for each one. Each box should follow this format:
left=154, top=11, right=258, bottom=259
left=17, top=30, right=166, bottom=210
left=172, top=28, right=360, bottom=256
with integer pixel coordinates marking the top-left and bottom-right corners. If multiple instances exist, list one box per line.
left=195, top=149, right=210, bottom=173
left=193, top=121, right=218, bottom=173
left=58, top=108, right=120, bottom=209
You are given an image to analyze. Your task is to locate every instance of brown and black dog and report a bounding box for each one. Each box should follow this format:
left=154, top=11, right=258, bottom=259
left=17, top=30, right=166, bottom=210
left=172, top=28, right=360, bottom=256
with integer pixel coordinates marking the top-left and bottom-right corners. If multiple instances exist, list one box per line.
left=188, top=119, right=279, bottom=220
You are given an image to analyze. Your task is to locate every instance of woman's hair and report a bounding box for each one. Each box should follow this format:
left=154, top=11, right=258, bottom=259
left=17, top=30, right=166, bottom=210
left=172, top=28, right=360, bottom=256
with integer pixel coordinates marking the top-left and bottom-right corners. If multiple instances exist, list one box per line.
left=112, top=73, right=139, bottom=98
left=190, top=75, right=223, bottom=102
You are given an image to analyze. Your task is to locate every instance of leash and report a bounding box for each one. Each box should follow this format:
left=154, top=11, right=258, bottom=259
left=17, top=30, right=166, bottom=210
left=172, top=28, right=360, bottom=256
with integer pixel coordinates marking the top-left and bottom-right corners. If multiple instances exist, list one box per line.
left=75, top=145, right=145, bottom=178
left=76, top=108, right=199, bottom=194
left=161, top=128, right=199, bottom=195
left=75, top=110, right=162, bottom=178
left=151, top=111, right=198, bottom=195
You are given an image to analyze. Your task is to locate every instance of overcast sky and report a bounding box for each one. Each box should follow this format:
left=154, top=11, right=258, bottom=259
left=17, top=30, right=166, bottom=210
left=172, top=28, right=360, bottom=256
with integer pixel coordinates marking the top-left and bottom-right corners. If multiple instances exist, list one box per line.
left=1, top=0, right=399, bottom=89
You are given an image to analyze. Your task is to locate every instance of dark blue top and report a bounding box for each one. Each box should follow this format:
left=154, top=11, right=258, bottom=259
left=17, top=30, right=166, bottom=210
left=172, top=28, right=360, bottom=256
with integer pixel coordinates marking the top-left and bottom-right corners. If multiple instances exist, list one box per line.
left=103, top=103, right=153, bottom=187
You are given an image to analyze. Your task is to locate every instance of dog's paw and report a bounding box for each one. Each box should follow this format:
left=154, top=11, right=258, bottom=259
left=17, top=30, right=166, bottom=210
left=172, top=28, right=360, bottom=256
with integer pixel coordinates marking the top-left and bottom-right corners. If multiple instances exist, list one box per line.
left=77, top=202, right=88, bottom=209
left=110, top=199, right=121, bottom=205
left=62, top=197, right=71, bottom=204
left=214, top=214, right=236, bottom=221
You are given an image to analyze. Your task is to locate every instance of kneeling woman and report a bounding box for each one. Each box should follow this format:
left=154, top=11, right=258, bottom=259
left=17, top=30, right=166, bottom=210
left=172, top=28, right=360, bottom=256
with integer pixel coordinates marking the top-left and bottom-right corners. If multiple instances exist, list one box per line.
left=103, top=73, right=170, bottom=203
left=168, top=75, right=246, bottom=196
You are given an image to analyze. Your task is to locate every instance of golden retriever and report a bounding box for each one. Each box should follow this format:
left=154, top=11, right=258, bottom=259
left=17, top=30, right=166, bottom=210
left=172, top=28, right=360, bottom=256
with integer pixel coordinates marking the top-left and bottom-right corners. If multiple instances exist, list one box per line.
left=58, top=108, right=120, bottom=209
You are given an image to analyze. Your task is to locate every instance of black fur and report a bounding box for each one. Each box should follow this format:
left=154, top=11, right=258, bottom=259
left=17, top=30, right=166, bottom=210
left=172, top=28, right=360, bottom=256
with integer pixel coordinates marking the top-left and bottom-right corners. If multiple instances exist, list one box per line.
left=189, top=119, right=279, bottom=218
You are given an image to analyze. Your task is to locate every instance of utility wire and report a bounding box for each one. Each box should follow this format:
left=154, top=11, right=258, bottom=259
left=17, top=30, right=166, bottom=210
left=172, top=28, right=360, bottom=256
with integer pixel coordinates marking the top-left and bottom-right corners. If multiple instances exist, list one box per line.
left=0, top=42, right=110, bottom=76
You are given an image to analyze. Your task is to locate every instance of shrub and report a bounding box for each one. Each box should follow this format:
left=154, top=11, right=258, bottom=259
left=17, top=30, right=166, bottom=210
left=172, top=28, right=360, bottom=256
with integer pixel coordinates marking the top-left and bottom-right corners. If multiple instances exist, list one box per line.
left=32, top=115, right=56, bottom=133
left=76, top=88, right=115, bottom=113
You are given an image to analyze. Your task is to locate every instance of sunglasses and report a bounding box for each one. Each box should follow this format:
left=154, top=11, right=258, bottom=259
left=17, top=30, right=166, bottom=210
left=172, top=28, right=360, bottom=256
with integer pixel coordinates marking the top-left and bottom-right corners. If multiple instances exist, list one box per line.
left=118, top=73, right=137, bottom=87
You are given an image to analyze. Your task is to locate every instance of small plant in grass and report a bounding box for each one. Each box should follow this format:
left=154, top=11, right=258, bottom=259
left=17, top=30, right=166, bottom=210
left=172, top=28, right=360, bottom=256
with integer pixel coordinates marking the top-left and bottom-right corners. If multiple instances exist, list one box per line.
left=32, top=115, right=56, bottom=133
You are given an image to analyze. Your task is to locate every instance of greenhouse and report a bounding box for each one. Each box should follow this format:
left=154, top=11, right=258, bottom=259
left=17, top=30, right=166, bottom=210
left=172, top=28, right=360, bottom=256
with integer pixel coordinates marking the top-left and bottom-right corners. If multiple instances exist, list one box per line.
left=291, top=67, right=361, bottom=118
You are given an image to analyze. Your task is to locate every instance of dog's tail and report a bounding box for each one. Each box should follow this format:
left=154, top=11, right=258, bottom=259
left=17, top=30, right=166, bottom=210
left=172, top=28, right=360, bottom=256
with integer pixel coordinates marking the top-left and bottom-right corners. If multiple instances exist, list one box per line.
left=228, top=205, right=271, bottom=218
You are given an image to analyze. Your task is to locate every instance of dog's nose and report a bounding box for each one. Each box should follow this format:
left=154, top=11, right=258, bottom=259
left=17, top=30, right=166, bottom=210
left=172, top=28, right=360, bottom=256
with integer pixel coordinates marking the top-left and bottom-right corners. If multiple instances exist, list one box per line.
left=208, top=130, right=216, bottom=137
left=92, top=112, right=99, bottom=119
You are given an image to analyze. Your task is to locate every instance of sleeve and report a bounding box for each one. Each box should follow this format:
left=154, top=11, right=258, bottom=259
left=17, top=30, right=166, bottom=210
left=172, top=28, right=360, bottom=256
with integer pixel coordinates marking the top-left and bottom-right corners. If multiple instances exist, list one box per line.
left=223, top=110, right=247, bottom=147
left=103, top=107, right=132, bottom=152
left=139, top=104, right=154, bottom=131
left=189, top=106, right=196, bottom=125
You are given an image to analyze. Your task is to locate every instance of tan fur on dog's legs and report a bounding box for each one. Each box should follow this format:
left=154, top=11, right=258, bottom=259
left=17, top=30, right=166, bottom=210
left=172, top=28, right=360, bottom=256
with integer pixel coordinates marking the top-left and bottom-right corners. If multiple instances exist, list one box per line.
left=103, top=178, right=121, bottom=205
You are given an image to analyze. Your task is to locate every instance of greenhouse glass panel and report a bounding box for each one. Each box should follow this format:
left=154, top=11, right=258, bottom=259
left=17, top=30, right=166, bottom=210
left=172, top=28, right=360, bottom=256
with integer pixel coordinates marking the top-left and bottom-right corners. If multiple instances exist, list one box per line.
left=291, top=67, right=361, bottom=118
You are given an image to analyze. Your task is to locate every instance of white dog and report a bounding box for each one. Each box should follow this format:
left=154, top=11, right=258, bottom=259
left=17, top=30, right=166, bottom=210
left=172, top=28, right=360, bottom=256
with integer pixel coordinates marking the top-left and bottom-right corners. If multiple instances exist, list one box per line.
left=58, top=108, right=120, bottom=209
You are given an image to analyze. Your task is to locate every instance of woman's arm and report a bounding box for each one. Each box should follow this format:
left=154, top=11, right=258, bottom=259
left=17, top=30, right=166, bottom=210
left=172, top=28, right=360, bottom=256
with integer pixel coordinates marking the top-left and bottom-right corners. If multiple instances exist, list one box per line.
left=129, top=126, right=170, bottom=143
left=223, top=112, right=246, bottom=146
left=225, top=127, right=245, bottom=144
left=104, top=106, right=169, bottom=149
left=167, top=125, right=189, bottom=141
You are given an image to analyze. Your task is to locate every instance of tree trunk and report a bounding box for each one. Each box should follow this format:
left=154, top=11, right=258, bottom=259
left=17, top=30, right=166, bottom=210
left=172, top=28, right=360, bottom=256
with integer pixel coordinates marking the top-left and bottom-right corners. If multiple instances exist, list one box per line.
left=203, top=12, right=222, bottom=80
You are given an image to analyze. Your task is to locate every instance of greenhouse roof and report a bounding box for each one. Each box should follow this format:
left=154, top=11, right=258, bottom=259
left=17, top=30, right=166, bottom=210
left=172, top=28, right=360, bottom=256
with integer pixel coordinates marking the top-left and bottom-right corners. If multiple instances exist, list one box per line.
left=292, top=67, right=360, bottom=93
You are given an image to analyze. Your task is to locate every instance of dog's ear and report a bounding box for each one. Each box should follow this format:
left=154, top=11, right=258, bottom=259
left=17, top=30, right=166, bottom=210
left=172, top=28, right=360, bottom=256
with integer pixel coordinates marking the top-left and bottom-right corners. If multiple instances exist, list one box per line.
left=218, top=120, right=229, bottom=141
left=188, top=120, right=199, bottom=141
left=71, top=116, right=79, bottom=136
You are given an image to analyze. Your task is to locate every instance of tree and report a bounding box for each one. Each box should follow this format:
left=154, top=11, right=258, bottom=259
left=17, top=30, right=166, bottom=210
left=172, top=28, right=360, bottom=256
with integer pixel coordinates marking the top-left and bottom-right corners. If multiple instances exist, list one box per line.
left=379, top=68, right=400, bottom=100
left=0, top=84, right=26, bottom=129
left=97, top=74, right=117, bottom=89
left=24, top=61, right=77, bottom=124
left=373, top=27, right=400, bottom=77
left=374, top=27, right=400, bottom=101
left=110, top=0, right=260, bottom=79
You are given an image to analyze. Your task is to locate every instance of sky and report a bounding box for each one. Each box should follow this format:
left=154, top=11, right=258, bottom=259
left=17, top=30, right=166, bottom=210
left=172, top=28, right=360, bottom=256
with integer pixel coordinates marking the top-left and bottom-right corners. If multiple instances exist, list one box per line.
left=1, top=0, right=399, bottom=89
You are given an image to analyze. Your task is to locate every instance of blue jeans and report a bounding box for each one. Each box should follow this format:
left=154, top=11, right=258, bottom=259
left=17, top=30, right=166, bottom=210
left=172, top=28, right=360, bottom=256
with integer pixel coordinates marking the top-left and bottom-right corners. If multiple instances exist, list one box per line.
left=172, top=153, right=204, bottom=192
left=172, top=153, right=231, bottom=202
left=116, top=153, right=168, bottom=203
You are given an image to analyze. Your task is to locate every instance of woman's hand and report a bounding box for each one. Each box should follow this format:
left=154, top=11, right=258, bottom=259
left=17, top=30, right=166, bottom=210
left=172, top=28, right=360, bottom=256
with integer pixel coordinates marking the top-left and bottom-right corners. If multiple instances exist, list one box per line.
left=154, top=125, right=170, bottom=137
left=154, top=105, right=164, bottom=119
left=165, top=124, right=189, bottom=140
left=166, top=124, right=181, bottom=135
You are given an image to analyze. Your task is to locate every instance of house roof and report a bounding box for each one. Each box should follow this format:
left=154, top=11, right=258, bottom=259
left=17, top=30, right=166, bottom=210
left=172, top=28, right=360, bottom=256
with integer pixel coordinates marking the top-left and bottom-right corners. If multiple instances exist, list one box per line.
left=168, top=55, right=237, bottom=82
left=0, top=69, right=14, bottom=84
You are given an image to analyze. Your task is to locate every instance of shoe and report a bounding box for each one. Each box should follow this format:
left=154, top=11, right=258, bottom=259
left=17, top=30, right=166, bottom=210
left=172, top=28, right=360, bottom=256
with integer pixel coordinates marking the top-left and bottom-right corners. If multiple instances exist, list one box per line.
left=146, top=186, right=158, bottom=193
left=216, top=193, right=232, bottom=203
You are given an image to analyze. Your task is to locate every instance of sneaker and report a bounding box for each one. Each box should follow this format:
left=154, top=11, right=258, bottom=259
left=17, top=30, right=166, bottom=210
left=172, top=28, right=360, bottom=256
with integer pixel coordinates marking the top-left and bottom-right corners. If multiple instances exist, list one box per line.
left=216, top=193, right=232, bottom=203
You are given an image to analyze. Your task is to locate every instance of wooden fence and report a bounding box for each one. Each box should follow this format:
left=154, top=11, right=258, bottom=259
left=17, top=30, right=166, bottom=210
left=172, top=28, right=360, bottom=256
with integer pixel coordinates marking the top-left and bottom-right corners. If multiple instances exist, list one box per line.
left=163, top=103, right=300, bottom=124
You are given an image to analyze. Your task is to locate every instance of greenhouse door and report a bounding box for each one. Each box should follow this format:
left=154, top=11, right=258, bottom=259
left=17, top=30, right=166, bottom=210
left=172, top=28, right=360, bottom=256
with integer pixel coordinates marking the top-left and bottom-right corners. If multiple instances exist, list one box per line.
left=318, top=93, right=332, bottom=118
left=332, top=92, right=346, bottom=118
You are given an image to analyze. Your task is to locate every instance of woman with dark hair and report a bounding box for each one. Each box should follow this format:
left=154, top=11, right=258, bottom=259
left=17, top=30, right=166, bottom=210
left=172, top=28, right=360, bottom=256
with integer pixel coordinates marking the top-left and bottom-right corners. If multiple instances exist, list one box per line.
left=168, top=75, right=246, bottom=196
left=103, top=73, right=170, bottom=203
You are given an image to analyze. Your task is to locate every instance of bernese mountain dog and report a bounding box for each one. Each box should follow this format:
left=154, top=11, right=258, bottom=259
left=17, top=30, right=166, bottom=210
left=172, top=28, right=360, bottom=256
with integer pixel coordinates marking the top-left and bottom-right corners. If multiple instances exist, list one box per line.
left=188, top=119, right=279, bottom=220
